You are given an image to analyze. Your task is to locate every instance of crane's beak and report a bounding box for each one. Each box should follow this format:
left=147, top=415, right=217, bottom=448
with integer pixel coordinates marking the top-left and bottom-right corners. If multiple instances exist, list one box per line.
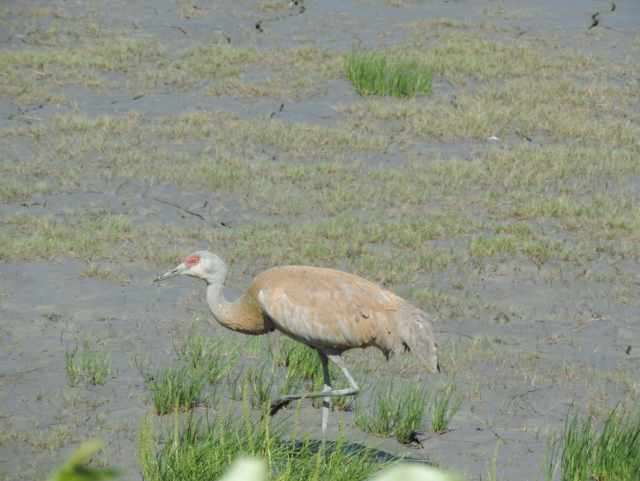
left=154, top=263, right=185, bottom=282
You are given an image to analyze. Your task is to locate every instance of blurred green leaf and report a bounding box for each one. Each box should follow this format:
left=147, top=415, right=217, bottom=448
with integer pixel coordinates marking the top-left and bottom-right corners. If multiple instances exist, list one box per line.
left=48, top=440, right=118, bottom=481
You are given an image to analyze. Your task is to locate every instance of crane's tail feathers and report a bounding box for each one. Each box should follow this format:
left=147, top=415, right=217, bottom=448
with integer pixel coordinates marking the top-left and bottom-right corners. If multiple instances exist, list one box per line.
left=393, top=307, right=440, bottom=373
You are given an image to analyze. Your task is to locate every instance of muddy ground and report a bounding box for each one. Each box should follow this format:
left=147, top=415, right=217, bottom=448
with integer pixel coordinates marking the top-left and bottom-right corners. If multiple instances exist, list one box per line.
left=1, top=0, right=639, bottom=479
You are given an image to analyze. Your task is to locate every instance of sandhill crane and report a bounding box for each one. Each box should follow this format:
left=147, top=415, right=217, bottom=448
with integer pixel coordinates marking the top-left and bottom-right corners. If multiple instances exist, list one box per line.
left=155, top=251, right=439, bottom=432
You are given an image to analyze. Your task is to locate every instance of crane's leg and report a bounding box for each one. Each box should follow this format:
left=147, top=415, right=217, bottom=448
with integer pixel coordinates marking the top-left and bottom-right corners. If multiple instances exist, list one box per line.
left=318, top=350, right=332, bottom=433
left=269, top=349, right=360, bottom=419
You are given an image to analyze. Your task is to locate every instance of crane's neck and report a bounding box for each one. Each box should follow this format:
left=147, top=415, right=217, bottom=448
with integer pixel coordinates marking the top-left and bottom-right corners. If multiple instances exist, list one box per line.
left=203, top=266, right=234, bottom=327
left=200, top=258, right=273, bottom=336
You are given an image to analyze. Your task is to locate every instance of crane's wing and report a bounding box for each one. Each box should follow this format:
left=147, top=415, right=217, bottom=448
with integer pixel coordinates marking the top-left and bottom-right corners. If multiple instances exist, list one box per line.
left=253, top=266, right=439, bottom=373
left=255, top=267, right=396, bottom=350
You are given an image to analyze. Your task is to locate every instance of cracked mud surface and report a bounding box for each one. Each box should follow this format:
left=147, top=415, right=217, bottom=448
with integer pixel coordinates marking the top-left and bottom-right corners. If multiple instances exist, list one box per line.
left=1, top=0, right=640, bottom=479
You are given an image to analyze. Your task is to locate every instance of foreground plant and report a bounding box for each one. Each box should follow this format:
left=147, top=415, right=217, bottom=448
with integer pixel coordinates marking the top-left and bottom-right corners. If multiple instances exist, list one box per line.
left=372, top=462, right=462, bottom=481
left=48, top=440, right=117, bottom=481
left=550, top=402, right=640, bottom=481
left=217, top=456, right=461, bottom=481
left=138, top=393, right=399, bottom=481
left=485, top=439, right=501, bottom=481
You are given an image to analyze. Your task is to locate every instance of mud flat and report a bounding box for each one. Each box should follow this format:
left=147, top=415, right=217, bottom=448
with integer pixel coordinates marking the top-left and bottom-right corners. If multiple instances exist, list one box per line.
left=1, top=0, right=639, bottom=479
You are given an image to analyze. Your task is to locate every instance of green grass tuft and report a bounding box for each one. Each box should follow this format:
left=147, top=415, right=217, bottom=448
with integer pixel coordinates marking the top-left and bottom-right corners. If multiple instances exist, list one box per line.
left=137, top=359, right=208, bottom=415
left=63, top=341, right=111, bottom=388
left=247, top=363, right=278, bottom=410
left=552, top=403, right=640, bottom=481
left=173, top=331, right=239, bottom=384
left=276, top=339, right=340, bottom=383
left=355, top=377, right=431, bottom=444
left=431, top=377, right=465, bottom=434
left=276, top=339, right=361, bottom=410
left=345, top=49, right=433, bottom=98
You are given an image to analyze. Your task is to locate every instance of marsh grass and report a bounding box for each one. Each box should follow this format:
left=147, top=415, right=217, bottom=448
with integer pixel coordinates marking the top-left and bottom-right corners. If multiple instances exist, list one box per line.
left=1, top=36, right=341, bottom=100
left=63, top=341, right=111, bottom=388
left=485, top=439, right=501, bottom=481
left=137, top=359, right=208, bottom=415
left=173, top=331, right=239, bottom=383
left=281, top=367, right=305, bottom=396
left=0, top=178, right=52, bottom=203
left=345, top=50, right=433, bottom=98
left=6, top=109, right=635, bottom=275
left=291, top=343, right=340, bottom=386
left=82, top=263, right=123, bottom=282
left=247, top=363, right=278, bottom=409
left=275, top=339, right=364, bottom=410
left=431, top=377, right=465, bottom=434
left=173, top=331, right=212, bottom=368
left=310, top=374, right=367, bottom=412
left=17, top=426, right=76, bottom=455
left=553, top=403, right=640, bottom=481
left=0, top=38, right=165, bottom=102
left=246, top=336, right=262, bottom=358
left=355, top=377, right=431, bottom=444
left=5, top=102, right=636, bottom=272
left=1, top=197, right=634, bottom=293
left=226, top=367, right=246, bottom=401
left=1, top=212, right=134, bottom=262
left=171, top=43, right=260, bottom=76
left=252, top=1, right=299, bottom=11
left=344, top=74, right=636, bottom=144
left=204, top=348, right=240, bottom=385
left=354, top=381, right=396, bottom=438
left=329, top=381, right=361, bottom=412
left=139, top=394, right=398, bottom=481
left=276, top=339, right=337, bottom=382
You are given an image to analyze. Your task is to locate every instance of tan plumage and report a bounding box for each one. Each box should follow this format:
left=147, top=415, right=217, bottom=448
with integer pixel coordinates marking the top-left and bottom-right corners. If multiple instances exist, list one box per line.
left=254, top=266, right=438, bottom=370
left=155, top=251, right=439, bottom=431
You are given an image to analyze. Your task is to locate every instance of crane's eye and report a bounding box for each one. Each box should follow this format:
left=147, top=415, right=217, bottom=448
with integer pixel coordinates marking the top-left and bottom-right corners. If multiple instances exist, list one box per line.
left=191, top=259, right=199, bottom=265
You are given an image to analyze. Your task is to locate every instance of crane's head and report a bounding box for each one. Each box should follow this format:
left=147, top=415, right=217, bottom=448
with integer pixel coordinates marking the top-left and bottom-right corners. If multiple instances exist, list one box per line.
left=154, top=251, right=227, bottom=284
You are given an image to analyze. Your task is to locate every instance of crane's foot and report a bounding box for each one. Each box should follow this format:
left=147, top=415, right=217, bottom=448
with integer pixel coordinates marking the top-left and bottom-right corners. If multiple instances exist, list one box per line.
left=269, top=396, right=291, bottom=416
